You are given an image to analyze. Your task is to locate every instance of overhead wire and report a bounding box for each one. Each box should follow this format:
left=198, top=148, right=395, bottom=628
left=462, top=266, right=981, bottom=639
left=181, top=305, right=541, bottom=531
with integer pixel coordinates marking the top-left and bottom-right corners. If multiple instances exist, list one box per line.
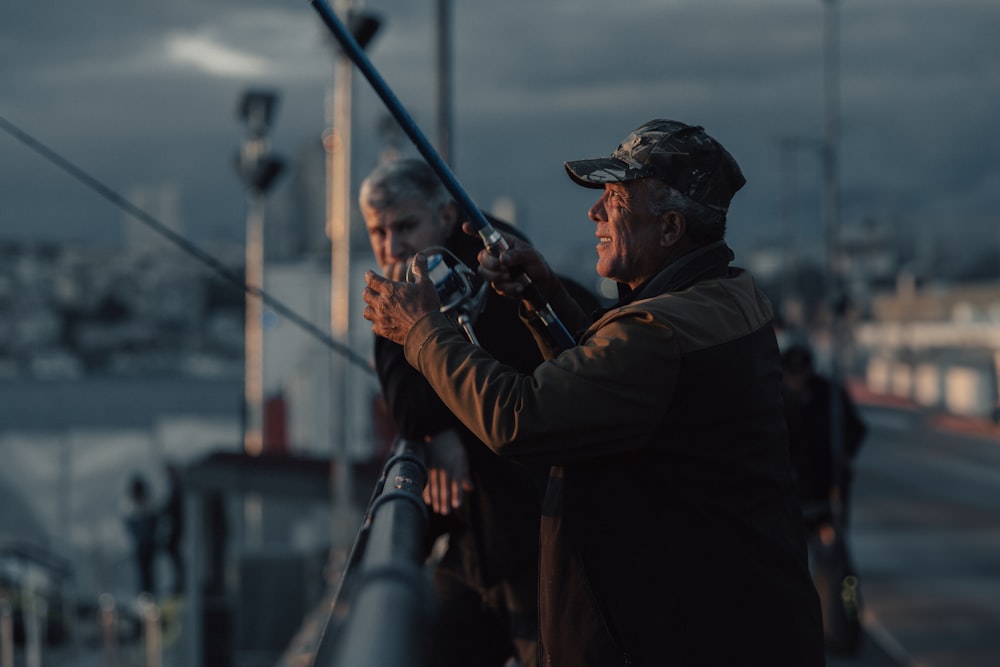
left=0, top=112, right=374, bottom=375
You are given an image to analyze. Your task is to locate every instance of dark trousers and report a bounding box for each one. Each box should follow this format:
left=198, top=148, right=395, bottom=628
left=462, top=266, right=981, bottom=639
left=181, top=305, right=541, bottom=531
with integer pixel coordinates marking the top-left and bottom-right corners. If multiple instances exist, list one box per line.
left=136, top=545, right=155, bottom=596
left=166, top=537, right=185, bottom=595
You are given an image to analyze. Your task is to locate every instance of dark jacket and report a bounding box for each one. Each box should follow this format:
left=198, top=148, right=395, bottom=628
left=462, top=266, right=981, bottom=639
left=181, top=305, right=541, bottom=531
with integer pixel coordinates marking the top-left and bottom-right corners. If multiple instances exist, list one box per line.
left=374, top=218, right=598, bottom=587
left=404, top=242, right=825, bottom=666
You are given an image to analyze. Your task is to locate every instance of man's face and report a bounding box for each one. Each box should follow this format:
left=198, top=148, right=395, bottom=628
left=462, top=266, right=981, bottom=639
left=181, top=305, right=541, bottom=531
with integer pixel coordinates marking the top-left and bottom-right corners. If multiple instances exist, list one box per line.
left=363, top=197, right=452, bottom=279
left=588, top=181, right=669, bottom=290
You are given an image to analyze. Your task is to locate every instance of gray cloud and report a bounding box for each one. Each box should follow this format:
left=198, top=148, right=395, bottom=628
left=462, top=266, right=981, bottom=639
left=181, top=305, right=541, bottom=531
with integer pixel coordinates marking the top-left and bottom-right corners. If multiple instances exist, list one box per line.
left=2, top=0, right=998, bottom=278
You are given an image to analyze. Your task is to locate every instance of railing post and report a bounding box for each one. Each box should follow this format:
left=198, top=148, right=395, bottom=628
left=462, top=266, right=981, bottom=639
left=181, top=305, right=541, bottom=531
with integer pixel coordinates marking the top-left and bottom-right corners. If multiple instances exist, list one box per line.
left=0, top=591, right=13, bottom=667
left=99, top=593, right=118, bottom=667
left=21, top=574, right=40, bottom=667
left=138, top=593, right=162, bottom=667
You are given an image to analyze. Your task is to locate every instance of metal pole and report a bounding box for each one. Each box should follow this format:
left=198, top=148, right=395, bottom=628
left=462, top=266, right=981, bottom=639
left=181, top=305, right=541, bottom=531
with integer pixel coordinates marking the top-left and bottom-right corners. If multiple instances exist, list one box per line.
left=328, top=0, right=357, bottom=578
left=308, top=438, right=430, bottom=667
left=139, top=593, right=162, bottom=667
left=822, top=0, right=841, bottom=295
left=21, top=576, right=39, bottom=667
left=0, top=593, right=13, bottom=667
left=99, top=594, right=118, bottom=667
left=776, top=136, right=799, bottom=318
left=244, top=194, right=265, bottom=456
left=821, top=0, right=846, bottom=518
left=237, top=89, right=283, bottom=455
left=435, top=0, right=452, bottom=166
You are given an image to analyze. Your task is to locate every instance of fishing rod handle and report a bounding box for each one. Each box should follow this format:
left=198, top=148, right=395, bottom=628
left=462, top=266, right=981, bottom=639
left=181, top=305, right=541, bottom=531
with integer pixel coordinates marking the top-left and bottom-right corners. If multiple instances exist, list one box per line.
left=478, top=225, right=576, bottom=350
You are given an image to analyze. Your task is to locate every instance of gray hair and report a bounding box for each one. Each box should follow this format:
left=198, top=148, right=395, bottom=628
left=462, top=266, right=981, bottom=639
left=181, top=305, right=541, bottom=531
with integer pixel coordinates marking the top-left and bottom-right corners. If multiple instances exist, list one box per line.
left=359, top=158, right=452, bottom=213
left=644, top=179, right=727, bottom=245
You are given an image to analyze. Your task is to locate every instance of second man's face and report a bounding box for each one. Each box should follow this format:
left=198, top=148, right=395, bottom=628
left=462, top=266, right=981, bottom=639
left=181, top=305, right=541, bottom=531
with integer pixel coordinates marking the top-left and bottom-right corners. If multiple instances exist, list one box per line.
left=363, top=198, right=452, bottom=280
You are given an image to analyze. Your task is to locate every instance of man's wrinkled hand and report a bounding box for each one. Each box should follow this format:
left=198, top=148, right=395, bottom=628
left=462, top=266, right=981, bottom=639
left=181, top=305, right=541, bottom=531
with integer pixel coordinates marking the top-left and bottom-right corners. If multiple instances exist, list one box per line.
left=362, top=253, right=441, bottom=344
left=461, top=221, right=557, bottom=301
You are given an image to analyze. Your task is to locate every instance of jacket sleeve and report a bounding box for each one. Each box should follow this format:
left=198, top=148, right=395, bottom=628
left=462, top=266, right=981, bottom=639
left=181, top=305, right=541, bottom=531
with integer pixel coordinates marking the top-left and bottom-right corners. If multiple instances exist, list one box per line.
left=404, top=308, right=680, bottom=466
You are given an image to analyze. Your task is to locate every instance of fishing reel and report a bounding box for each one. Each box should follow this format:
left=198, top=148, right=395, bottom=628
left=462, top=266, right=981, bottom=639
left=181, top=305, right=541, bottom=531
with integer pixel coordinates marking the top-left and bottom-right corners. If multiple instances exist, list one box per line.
left=407, top=247, right=488, bottom=345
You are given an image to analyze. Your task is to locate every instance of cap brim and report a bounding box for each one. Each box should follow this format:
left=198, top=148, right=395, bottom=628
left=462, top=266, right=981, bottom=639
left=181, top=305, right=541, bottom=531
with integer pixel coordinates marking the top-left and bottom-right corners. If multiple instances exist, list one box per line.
left=564, top=157, right=650, bottom=189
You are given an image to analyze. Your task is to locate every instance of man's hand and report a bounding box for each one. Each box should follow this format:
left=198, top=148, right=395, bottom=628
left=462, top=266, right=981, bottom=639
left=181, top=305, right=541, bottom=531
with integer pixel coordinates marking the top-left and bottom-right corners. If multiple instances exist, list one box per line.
left=461, top=221, right=558, bottom=301
left=423, top=429, right=474, bottom=515
left=363, top=253, right=441, bottom=344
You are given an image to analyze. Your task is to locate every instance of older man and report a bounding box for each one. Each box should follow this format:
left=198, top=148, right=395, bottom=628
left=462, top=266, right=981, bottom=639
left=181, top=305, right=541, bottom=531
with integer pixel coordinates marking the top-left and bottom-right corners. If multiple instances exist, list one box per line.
left=360, top=157, right=598, bottom=667
left=363, top=121, right=824, bottom=666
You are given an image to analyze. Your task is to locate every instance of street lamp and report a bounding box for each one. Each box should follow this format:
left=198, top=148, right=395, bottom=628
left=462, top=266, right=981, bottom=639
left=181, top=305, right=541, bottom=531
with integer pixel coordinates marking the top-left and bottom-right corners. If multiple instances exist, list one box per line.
left=235, top=89, right=285, bottom=457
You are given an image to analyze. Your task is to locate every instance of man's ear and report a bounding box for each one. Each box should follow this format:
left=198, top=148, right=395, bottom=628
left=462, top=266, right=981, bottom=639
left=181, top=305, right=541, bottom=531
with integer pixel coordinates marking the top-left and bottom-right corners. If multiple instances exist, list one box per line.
left=660, top=211, right=686, bottom=248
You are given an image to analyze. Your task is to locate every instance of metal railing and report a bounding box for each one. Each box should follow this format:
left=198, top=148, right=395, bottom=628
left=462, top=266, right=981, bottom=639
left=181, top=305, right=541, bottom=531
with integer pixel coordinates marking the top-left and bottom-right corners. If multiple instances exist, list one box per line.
left=306, top=437, right=430, bottom=667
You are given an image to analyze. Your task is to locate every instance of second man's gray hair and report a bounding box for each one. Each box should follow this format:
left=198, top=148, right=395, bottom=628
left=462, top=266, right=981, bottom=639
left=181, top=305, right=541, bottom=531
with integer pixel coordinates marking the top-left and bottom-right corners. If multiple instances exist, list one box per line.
left=359, top=158, right=453, bottom=212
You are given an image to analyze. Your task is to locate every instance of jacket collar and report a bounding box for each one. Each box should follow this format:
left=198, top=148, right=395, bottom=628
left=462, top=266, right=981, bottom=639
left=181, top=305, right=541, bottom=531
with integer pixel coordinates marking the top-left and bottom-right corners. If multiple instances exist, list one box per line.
left=613, top=240, right=735, bottom=307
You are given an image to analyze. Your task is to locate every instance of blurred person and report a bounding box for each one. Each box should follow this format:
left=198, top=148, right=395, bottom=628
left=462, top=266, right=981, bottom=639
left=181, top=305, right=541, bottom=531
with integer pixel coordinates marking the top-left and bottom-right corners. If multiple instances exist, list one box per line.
left=359, top=157, right=600, bottom=667
left=363, top=120, right=825, bottom=665
left=781, top=343, right=867, bottom=534
left=123, top=473, right=158, bottom=597
left=782, top=342, right=868, bottom=655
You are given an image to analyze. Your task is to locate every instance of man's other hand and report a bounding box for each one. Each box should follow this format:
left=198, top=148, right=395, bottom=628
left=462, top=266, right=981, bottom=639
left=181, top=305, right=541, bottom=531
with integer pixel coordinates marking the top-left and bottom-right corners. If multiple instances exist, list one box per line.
left=423, top=429, right=475, bottom=515
left=461, top=221, right=557, bottom=301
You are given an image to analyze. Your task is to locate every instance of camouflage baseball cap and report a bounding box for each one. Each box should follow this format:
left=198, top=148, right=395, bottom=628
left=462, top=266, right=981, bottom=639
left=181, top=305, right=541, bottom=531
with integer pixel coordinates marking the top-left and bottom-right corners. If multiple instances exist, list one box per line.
left=564, top=119, right=746, bottom=213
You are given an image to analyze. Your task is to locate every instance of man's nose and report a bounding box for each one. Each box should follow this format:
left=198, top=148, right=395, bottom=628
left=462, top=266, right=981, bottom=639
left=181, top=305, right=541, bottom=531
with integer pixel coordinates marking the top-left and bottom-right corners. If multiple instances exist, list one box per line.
left=588, top=199, right=605, bottom=222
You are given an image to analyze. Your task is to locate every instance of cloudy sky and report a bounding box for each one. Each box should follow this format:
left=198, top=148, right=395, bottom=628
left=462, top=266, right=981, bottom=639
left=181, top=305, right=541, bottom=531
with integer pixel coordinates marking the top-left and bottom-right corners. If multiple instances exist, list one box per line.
left=2, top=0, right=998, bottom=279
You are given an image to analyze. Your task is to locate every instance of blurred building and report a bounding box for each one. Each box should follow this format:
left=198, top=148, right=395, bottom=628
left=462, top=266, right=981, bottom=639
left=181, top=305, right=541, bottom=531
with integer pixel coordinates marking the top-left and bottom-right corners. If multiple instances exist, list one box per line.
left=855, top=280, right=1000, bottom=422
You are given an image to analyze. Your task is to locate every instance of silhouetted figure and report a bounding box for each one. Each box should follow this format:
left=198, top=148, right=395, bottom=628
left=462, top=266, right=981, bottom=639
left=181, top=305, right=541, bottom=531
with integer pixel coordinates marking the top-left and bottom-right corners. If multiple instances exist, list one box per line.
left=161, top=463, right=185, bottom=595
left=781, top=343, right=867, bottom=531
left=124, top=474, right=158, bottom=596
left=782, top=343, right=868, bottom=656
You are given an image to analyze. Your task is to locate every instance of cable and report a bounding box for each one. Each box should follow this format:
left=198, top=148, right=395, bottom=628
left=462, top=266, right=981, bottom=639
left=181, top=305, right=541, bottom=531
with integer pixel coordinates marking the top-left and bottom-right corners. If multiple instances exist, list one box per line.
left=0, top=112, right=373, bottom=375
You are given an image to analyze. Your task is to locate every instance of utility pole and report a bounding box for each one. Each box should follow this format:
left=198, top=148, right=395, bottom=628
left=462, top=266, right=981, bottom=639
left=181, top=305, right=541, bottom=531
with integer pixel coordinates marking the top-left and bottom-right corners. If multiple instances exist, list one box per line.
left=325, top=0, right=381, bottom=572
left=776, top=136, right=800, bottom=321
left=327, top=0, right=354, bottom=572
left=435, top=0, right=453, bottom=165
left=821, top=0, right=847, bottom=520
left=235, top=90, right=284, bottom=456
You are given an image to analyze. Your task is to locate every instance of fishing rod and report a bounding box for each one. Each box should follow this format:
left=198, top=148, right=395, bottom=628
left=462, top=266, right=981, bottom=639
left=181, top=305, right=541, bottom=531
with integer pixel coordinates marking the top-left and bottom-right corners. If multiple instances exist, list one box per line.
left=0, top=112, right=374, bottom=375
left=308, top=0, right=577, bottom=351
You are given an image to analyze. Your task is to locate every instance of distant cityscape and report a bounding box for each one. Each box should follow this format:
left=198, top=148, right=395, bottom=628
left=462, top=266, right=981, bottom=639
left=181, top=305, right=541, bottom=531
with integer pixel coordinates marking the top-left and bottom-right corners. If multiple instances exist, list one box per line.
left=2, top=121, right=999, bottom=385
